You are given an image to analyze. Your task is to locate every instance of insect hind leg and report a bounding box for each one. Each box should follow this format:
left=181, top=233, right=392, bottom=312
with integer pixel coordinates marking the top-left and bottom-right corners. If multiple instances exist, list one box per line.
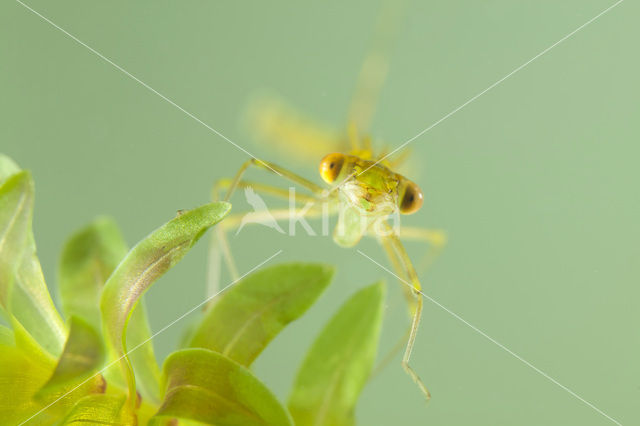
left=376, top=222, right=431, bottom=400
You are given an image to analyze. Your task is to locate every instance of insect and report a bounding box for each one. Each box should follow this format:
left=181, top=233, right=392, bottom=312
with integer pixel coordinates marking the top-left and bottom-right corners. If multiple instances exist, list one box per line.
left=209, top=1, right=446, bottom=400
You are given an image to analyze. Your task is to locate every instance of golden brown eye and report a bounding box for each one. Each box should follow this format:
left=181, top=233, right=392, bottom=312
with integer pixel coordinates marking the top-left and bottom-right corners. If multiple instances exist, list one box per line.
left=319, top=153, right=345, bottom=183
left=399, top=180, right=423, bottom=214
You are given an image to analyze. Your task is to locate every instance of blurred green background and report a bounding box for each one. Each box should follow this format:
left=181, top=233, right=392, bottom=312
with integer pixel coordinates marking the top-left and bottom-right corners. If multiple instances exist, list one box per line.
left=2, top=0, right=638, bottom=424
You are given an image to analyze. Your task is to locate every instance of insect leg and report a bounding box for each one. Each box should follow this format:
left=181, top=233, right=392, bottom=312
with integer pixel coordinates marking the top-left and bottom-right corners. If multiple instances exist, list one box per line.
left=213, top=177, right=330, bottom=233
left=208, top=169, right=329, bottom=301
left=206, top=226, right=238, bottom=304
left=380, top=221, right=431, bottom=400
left=213, top=178, right=317, bottom=205
left=223, top=158, right=325, bottom=202
left=368, top=236, right=412, bottom=379
left=399, top=226, right=447, bottom=276
left=208, top=206, right=327, bottom=301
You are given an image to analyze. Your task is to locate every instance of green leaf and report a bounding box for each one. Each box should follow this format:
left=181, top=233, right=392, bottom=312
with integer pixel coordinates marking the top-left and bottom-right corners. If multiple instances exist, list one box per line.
left=100, top=202, right=231, bottom=407
left=0, top=153, right=21, bottom=183
left=0, top=321, right=100, bottom=425
left=12, top=243, right=67, bottom=356
left=0, top=336, right=54, bottom=424
left=0, top=324, right=12, bottom=345
left=4, top=319, right=107, bottom=425
left=189, top=263, right=334, bottom=366
left=11, top=316, right=57, bottom=371
left=153, top=348, right=292, bottom=426
left=126, top=301, right=162, bottom=405
left=36, top=316, right=105, bottom=398
left=0, top=170, right=66, bottom=356
left=59, top=394, right=129, bottom=425
left=59, top=217, right=128, bottom=331
left=288, top=282, right=386, bottom=426
left=59, top=217, right=162, bottom=404
left=0, top=171, right=32, bottom=310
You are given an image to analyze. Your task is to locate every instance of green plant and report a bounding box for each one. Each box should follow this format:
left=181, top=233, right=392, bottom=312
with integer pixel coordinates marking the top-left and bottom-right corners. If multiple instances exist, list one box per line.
left=0, top=154, right=386, bottom=425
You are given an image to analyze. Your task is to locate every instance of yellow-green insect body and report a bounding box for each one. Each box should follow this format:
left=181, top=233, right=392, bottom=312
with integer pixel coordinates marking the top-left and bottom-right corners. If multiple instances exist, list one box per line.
left=320, top=152, right=423, bottom=247
left=329, top=154, right=399, bottom=247
left=215, top=0, right=438, bottom=400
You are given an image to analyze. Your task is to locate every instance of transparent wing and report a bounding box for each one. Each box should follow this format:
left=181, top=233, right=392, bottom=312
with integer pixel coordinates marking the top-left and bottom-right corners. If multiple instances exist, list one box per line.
left=245, top=0, right=406, bottom=162
left=245, top=91, right=346, bottom=165
left=376, top=144, right=418, bottom=179
left=347, top=0, right=406, bottom=136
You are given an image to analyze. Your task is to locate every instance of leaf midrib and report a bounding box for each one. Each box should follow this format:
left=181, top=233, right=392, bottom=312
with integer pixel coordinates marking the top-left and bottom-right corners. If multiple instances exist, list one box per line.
left=0, top=188, right=27, bottom=259
left=120, top=241, right=189, bottom=327
left=310, top=312, right=376, bottom=426
left=164, top=384, right=267, bottom=425
left=221, top=292, right=287, bottom=359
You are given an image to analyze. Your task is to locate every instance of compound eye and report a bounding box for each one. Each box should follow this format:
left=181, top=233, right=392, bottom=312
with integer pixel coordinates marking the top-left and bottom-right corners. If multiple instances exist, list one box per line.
left=319, top=153, right=345, bottom=183
left=399, top=180, right=423, bottom=214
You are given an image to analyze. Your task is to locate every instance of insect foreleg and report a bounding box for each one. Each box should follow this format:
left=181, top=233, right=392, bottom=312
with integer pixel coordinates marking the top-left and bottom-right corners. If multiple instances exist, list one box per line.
left=223, top=158, right=325, bottom=202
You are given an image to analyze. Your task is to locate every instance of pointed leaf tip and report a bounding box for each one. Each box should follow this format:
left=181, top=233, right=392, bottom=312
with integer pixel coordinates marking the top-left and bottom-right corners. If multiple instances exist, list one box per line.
left=100, top=202, right=230, bottom=406
left=60, top=216, right=165, bottom=404
left=288, top=281, right=386, bottom=426
left=0, top=154, right=21, bottom=184
left=0, top=170, right=66, bottom=356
